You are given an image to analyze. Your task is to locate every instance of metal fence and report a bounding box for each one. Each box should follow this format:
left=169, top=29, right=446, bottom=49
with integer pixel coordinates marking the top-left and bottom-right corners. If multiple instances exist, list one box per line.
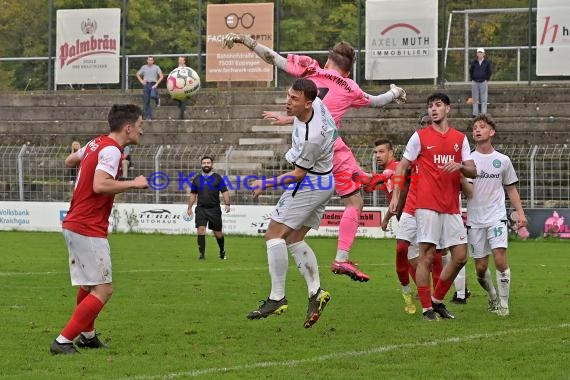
left=1, top=144, right=569, bottom=209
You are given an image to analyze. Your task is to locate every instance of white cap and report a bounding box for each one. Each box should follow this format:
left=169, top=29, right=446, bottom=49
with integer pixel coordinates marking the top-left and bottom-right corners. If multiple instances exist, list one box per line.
left=477, top=48, right=485, bottom=53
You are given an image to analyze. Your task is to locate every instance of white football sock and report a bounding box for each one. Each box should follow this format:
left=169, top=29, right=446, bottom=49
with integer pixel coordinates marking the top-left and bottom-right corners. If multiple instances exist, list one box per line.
left=454, top=265, right=466, bottom=298
left=266, top=238, right=288, bottom=300
left=402, top=284, right=411, bottom=294
left=56, top=335, right=73, bottom=344
left=477, top=267, right=497, bottom=300
left=81, top=330, right=95, bottom=339
left=288, top=241, right=320, bottom=297
left=497, top=267, right=511, bottom=308
left=335, top=249, right=349, bottom=262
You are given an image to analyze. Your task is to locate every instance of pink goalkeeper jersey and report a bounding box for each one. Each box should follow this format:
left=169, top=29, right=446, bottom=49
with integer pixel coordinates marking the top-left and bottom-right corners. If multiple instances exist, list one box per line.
left=286, top=54, right=371, bottom=129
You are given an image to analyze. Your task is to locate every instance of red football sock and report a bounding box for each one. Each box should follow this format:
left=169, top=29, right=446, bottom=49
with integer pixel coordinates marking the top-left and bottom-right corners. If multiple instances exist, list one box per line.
left=76, top=287, right=94, bottom=332
left=395, top=241, right=410, bottom=286
left=61, top=294, right=104, bottom=341
left=431, top=253, right=443, bottom=290
left=433, top=278, right=454, bottom=302
left=77, top=287, right=90, bottom=305
left=417, top=285, right=432, bottom=309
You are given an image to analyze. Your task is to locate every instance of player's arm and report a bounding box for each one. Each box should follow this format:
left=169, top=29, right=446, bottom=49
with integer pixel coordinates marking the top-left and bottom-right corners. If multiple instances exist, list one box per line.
left=187, top=192, right=197, bottom=216
left=389, top=158, right=411, bottom=214
left=65, top=152, right=81, bottom=168
left=251, top=165, right=308, bottom=199
left=65, top=145, right=86, bottom=168
left=396, top=168, right=412, bottom=211
left=390, top=132, right=419, bottom=214
left=155, top=69, right=164, bottom=87
left=460, top=175, right=474, bottom=199
left=93, top=170, right=148, bottom=194
left=505, top=184, right=527, bottom=228
left=221, top=190, right=230, bottom=213
left=136, top=69, right=144, bottom=85
left=443, top=137, right=477, bottom=177
left=222, top=33, right=287, bottom=71
left=381, top=210, right=394, bottom=231
left=364, top=84, right=407, bottom=107
left=460, top=159, right=477, bottom=178
left=262, top=111, right=294, bottom=126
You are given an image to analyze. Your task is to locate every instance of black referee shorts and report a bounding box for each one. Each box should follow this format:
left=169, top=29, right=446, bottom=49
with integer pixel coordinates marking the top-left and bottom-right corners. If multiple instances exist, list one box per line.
left=195, top=206, right=223, bottom=231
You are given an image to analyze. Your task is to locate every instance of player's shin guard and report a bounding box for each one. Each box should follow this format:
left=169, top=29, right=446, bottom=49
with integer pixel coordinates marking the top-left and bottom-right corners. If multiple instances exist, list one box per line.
left=216, top=236, right=225, bottom=252
left=417, top=286, right=432, bottom=309
left=396, top=241, right=411, bottom=286
left=61, top=294, right=104, bottom=341
left=431, top=253, right=443, bottom=289
left=408, top=263, right=416, bottom=285
left=197, top=235, right=205, bottom=255
left=266, top=238, right=288, bottom=301
left=433, top=278, right=454, bottom=302
left=454, top=265, right=467, bottom=298
left=76, top=287, right=94, bottom=333
left=497, top=267, right=511, bottom=307
left=478, top=267, right=498, bottom=299
left=288, top=241, right=321, bottom=297
left=337, top=207, right=360, bottom=255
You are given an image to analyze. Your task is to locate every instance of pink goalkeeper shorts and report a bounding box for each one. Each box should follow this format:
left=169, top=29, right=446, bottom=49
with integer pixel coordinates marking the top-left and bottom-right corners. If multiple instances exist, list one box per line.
left=332, top=138, right=366, bottom=198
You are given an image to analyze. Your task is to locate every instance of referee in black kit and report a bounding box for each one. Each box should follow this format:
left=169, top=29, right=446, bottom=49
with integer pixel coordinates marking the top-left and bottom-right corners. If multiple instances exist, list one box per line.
left=187, top=156, right=231, bottom=260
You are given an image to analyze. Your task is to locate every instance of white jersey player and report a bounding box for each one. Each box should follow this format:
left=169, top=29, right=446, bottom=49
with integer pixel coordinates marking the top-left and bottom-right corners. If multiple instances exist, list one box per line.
left=463, top=114, right=527, bottom=316
left=247, top=78, right=337, bottom=328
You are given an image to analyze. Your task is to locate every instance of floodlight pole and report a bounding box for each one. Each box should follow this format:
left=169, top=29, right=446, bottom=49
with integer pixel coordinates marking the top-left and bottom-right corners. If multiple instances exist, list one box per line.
left=48, top=0, right=53, bottom=91
left=122, top=0, right=128, bottom=91
left=275, top=0, right=280, bottom=87
left=357, top=0, right=362, bottom=83
left=528, top=0, right=532, bottom=86
left=439, top=0, right=447, bottom=87
left=198, top=0, right=203, bottom=77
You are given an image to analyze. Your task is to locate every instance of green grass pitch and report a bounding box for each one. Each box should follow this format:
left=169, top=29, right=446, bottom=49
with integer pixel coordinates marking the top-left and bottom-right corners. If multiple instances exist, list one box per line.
left=0, top=231, right=568, bottom=379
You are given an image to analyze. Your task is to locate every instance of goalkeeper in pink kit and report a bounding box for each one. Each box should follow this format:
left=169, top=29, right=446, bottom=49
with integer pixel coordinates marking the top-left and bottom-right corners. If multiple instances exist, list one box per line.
left=223, top=34, right=407, bottom=282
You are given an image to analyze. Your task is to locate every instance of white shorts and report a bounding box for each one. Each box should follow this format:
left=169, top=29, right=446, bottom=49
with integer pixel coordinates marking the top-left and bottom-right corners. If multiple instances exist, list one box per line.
left=62, top=228, right=112, bottom=286
left=468, top=221, right=509, bottom=259
left=271, top=174, right=334, bottom=230
left=416, top=209, right=467, bottom=249
left=395, top=212, right=419, bottom=260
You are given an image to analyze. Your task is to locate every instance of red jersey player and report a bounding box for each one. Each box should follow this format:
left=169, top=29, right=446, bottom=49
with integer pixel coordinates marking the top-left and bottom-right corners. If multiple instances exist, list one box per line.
left=389, top=93, right=477, bottom=321
left=370, top=139, right=419, bottom=313
left=50, top=104, right=149, bottom=354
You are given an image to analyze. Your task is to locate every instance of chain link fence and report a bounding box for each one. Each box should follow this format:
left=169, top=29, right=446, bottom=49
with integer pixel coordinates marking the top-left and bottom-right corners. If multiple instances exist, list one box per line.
left=1, top=144, right=569, bottom=209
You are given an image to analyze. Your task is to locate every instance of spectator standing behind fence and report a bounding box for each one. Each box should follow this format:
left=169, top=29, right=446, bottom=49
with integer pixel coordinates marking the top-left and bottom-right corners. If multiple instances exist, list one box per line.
left=176, top=56, right=189, bottom=120
left=187, top=156, right=230, bottom=260
left=136, top=56, right=164, bottom=121
left=469, top=48, right=492, bottom=117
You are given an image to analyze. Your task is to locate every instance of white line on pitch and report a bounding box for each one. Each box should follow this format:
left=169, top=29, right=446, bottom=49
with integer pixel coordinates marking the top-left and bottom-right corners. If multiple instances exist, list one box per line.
left=0, top=263, right=394, bottom=277
left=120, top=324, right=570, bottom=380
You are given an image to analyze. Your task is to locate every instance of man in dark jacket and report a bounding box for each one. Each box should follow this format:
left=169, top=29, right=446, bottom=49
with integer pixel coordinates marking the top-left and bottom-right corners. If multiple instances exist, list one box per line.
left=469, top=48, right=492, bottom=117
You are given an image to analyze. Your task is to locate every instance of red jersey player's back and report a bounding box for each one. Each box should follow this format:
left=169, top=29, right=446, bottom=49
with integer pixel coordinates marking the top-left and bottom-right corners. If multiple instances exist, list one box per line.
left=63, top=135, right=123, bottom=238
left=413, top=126, right=468, bottom=214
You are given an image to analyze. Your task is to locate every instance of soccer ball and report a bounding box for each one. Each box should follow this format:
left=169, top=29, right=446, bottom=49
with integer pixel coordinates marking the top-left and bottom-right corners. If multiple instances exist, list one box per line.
left=166, top=66, right=201, bottom=100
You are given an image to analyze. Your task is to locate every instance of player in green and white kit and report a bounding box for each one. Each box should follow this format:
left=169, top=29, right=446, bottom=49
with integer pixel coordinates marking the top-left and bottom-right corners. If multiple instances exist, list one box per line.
left=463, top=114, right=527, bottom=316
